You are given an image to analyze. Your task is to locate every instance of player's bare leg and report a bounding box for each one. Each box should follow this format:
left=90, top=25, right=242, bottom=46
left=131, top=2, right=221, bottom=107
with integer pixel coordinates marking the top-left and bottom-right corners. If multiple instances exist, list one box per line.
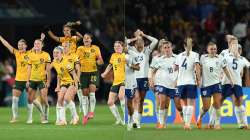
left=56, top=88, right=67, bottom=126
left=132, top=90, right=139, bottom=128
left=65, top=86, right=79, bottom=125
left=127, top=97, right=134, bottom=131
left=107, top=92, right=122, bottom=125
left=81, top=88, right=89, bottom=125
left=213, top=93, right=222, bottom=130
left=197, top=97, right=211, bottom=129
left=137, top=90, right=147, bottom=128
left=27, top=88, right=36, bottom=124
left=173, top=97, right=183, bottom=120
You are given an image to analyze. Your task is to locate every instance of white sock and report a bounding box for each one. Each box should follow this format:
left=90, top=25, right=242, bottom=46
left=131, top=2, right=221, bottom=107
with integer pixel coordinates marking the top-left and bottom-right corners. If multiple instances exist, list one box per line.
left=186, top=106, right=193, bottom=126
left=164, top=108, right=168, bottom=125
left=109, top=104, right=121, bottom=121
left=133, top=110, right=138, bottom=124
left=89, top=92, right=96, bottom=113
left=214, top=108, right=221, bottom=126
left=158, top=109, right=166, bottom=125
left=208, top=106, right=215, bottom=125
left=56, top=103, right=60, bottom=122
left=68, top=101, right=78, bottom=119
left=77, top=89, right=83, bottom=112
left=128, top=115, right=133, bottom=126
left=234, top=106, right=242, bottom=127
left=12, top=96, right=19, bottom=119
left=61, top=106, right=66, bottom=121
left=138, top=113, right=142, bottom=125
left=239, top=105, right=248, bottom=126
left=27, top=103, right=33, bottom=121
left=44, top=104, right=49, bottom=120
left=33, top=100, right=44, bottom=115
left=81, top=96, right=89, bottom=116
left=182, top=106, right=187, bottom=124
left=120, top=99, right=125, bottom=121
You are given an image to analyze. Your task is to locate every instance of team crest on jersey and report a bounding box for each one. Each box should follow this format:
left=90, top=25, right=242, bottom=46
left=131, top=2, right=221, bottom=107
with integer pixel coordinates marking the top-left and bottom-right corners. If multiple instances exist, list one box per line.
left=40, top=58, right=45, bottom=63
left=24, top=55, right=29, bottom=61
left=118, top=58, right=121, bottom=63
left=60, top=67, right=64, bottom=73
left=202, top=90, right=207, bottom=96
left=216, top=61, right=219, bottom=66
left=91, top=49, right=95, bottom=53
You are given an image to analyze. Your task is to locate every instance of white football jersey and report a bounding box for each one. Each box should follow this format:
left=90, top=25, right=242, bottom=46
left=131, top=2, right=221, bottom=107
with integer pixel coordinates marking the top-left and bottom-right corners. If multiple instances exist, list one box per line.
left=175, top=51, right=200, bottom=86
left=126, top=35, right=158, bottom=78
left=219, top=49, right=230, bottom=57
left=222, top=55, right=250, bottom=86
left=200, top=54, right=227, bottom=87
left=150, top=55, right=178, bottom=89
left=125, top=51, right=138, bottom=89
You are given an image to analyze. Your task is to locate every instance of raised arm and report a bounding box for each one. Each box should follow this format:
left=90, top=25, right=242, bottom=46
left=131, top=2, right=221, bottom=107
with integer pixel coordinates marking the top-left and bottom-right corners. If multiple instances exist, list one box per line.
left=48, top=30, right=60, bottom=42
left=0, top=35, right=15, bottom=53
left=141, top=32, right=158, bottom=51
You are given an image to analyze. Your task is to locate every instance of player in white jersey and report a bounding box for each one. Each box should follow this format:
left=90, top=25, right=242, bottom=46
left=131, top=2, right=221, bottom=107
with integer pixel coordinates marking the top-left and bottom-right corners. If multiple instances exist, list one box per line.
left=125, top=49, right=140, bottom=131
left=197, top=42, right=234, bottom=129
left=126, top=29, right=158, bottom=128
left=221, top=38, right=250, bottom=129
left=174, top=37, right=201, bottom=130
left=149, top=41, right=183, bottom=129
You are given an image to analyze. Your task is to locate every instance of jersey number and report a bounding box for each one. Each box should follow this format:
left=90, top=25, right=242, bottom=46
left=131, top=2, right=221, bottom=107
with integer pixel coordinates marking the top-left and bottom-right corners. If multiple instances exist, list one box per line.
left=209, top=67, right=213, bottom=72
left=181, top=58, right=187, bottom=70
left=168, top=68, right=173, bottom=74
left=232, top=59, right=238, bottom=70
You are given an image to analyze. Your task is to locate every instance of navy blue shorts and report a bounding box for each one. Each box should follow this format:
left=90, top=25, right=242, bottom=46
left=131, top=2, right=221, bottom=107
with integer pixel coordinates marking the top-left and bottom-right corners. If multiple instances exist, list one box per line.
left=125, top=88, right=136, bottom=99
left=222, top=84, right=243, bottom=98
left=177, top=85, right=198, bottom=99
left=155, top=85, right=180, bottom=98
left=201, top=83, right=222, bottom=97
left=136, top=78, right=149, bottom=91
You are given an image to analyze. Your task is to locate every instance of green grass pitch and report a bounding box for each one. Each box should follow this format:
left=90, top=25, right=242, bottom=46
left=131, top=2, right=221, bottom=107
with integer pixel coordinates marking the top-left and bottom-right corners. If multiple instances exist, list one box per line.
left=0, top=105, right=249, bottom=140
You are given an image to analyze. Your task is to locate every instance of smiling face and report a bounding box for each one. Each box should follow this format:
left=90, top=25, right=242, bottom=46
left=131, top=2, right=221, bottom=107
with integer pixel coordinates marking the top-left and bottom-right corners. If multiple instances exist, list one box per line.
left=207, top=43, right=217, bottom=55
left=114, top=41, right=123, bottom=53
left=17, top=39, right=27, bottom=52
left=62, top=41, right=70, bottom=53
left=53, top=47, right=63, bottom=60
left=33, top=39, right=43, bottom=52
left=63, top=26, right=71, bottom=37
left=83, top=34, right=92, bottom=46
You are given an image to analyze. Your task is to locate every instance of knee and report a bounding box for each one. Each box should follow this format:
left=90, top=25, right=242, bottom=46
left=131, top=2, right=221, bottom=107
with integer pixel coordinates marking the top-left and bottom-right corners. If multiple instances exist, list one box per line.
left=107, top=100, right=114, bottom=106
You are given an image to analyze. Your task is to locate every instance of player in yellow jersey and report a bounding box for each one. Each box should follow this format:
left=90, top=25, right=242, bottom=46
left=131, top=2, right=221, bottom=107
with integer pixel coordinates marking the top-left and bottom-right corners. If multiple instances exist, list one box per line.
left=51, top=46, right=79, bottom=125
left=0, top=35, right=30, bottom=123
left=101, top=41, right=126, bottom=125
left=46, top=21, right=82, bottom=53
left=76, top=33, right=104, bottom=125
left=26, top=39, right=51, bottom=124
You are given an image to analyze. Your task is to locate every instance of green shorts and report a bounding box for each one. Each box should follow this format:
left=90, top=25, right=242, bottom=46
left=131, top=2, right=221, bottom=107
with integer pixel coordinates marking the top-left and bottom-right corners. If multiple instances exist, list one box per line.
left=13, top=81, right=27, bottom=91
left=80, top=72, right=99, bottom=89
left=29, top=80, right=45, bottom=90
left=110, top=83, right=125, bottom=94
